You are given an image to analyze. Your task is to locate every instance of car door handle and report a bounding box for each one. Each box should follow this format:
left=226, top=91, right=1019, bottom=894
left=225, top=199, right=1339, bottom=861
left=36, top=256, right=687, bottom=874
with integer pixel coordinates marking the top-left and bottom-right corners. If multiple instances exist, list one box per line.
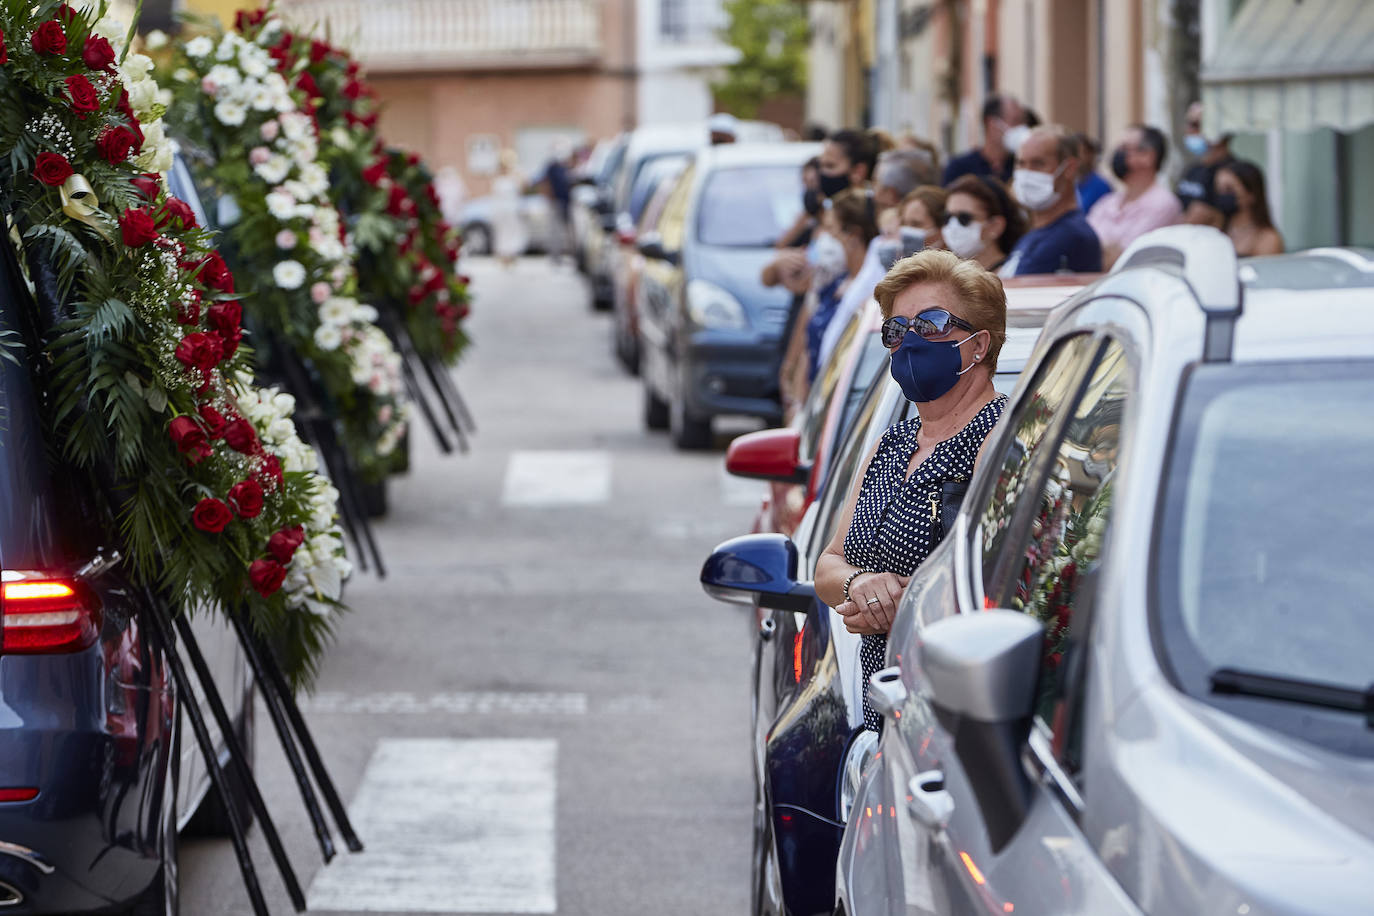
left=907, top=770, right=955, bottom=830
left=868, top=666, right=907, bottom=717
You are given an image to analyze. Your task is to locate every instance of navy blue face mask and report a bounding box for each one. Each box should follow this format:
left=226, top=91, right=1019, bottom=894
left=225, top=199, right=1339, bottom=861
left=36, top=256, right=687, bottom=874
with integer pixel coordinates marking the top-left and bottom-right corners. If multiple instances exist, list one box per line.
left=889, top=331, right=980, bottom=402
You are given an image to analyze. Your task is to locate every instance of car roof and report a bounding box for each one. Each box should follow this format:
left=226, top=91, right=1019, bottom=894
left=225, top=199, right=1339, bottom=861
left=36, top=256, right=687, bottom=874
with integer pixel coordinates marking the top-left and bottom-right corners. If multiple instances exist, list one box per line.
left=694, top=141, right=822, bottom=171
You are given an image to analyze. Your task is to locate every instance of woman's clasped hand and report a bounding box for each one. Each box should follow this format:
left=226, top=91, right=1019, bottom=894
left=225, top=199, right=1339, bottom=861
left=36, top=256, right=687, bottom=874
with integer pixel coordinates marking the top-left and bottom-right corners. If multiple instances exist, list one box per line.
left=835, top=571, right=911, bottom=634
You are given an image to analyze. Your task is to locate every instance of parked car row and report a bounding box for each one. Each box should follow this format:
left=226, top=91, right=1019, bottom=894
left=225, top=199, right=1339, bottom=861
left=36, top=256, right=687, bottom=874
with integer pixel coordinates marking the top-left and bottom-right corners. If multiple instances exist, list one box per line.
left=701, top=228, right=1374, bottom=915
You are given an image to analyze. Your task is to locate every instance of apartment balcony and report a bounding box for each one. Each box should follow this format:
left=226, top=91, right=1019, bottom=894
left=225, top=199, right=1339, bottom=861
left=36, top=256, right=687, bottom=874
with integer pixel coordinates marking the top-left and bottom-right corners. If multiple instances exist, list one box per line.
left=279, top=0, right=603, bottom=73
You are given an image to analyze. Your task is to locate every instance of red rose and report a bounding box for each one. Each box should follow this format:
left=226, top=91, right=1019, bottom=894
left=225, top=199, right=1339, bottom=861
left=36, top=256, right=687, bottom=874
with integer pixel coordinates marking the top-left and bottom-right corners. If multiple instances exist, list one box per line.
left=294, top=71, right=321, bottom=100
left=223, top=418, right=259, bottom=454
left=119, top=207, right=159, bottom=248
left=169, top=415, right=210, bottom=462
left=32, top=152, right=74, bottom=186
left=158, top=197, right=197, bottom=230
left=309, top=39, right=330, bottom=63
left=267, top=525, right=305, bottom=563
left=55, top=3, right=77, bottom=23
left=0, top=29, right=9, bottom=65
left=268, top=33, right=293, bottom=66
left=228, top=479, right=265, bottom=519
left=387, top=185, right=413, bottom=217
left=176, top=298, right=201, bottom=325
left=64, top=75, right=99, bottom=117
left=235, top=8, right=266, bottom=31
left=407, top=152, right=421, bottom=166
left=174, top=332, right=223, bottom=372
left=199, top=404, right=228, bottom=438
left=115, top=88, right=134, bottom=119
left=343, top=79, right=367, bottom=101
left=131, top=173, right=161, bottom=201
left=219, top=329, right=243, bottom=360
left=248, top=558, right=286, bottom=597
left=30, top=20, right=66, bottom=55
left=194, top=252, right=234, bottom=293
left=97, top=126, right=141, bottom=164
left=207, top=300, right=241, bottom=336
left=255, top=453, right=284, bottom=490
left=192, top=498, right=233, bottom=533
left=82, top=35, right=115, bottom=71
left=361, top=160, right=387, bottom=187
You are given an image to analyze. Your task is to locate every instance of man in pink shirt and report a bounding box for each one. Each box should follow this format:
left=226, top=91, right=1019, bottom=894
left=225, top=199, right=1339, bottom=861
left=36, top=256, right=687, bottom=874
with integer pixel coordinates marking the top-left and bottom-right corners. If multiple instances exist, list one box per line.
left=1088, top=124, right=1182, bottom=268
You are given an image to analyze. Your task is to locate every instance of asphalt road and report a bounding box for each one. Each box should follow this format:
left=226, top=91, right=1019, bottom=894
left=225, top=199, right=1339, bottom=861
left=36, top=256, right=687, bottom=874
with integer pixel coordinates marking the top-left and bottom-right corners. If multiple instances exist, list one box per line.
left=180, top=255, right=767, bottom=915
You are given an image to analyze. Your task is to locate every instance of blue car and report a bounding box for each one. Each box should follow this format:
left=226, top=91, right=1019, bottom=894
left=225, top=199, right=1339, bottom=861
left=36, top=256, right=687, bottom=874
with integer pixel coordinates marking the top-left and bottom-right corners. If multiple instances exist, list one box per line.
left=0, top=163, right=251, bottom=915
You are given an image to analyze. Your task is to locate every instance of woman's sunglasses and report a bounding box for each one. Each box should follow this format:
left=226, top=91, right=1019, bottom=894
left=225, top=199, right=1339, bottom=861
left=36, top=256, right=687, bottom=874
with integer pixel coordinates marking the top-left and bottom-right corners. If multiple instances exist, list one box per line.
left=946, top=210, right=980, bottom=227
left=881, top=309, right=976, bottom=347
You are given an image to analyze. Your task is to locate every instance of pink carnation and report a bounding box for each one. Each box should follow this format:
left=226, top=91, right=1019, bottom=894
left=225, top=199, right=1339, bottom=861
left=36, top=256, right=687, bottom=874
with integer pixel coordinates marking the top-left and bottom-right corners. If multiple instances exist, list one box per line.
left=250, top=146, right=271, bottom=165
left=310, top=281, right=332, bottom=304
left=260, top=120, right=280, bottom=141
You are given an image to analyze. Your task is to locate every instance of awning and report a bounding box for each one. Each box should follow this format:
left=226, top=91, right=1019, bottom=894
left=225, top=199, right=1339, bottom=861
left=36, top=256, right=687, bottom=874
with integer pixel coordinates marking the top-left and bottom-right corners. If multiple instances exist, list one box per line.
left=1201, top=0, right=1374, bottom=134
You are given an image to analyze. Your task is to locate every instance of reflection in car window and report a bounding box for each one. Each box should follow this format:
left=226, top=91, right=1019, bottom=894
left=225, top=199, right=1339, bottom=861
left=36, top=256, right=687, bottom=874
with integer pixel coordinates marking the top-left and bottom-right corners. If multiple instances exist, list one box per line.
left=627, top=155, right=689, bottom=224
left=696, top=166, right=804, bottom=248
left=1156, top=361, right=1374, bottom=754
left=999, top=341, right=1128, bottom=722
left=656, top=164, right=695, bottom=254
left=978, top=333, right=1098, bottom=592
left=807, top=375, right=892, bottom=573
left=798, top=312, right=864, bottom=461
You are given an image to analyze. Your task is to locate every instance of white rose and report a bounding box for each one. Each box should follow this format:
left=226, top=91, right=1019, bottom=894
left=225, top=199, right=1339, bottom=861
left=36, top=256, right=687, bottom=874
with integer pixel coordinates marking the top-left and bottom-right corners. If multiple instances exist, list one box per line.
left=145, top=29, right=169, bottom=50
left=185, top=36, right=214, bottom=58
left=273, top=260, right=306, bottom=290
left=127, top=79, right=158, bottom=116
left=272, top=392, right=297, bottom=415
left=122, top=53, right=155, bottom=81
left=267, top=417, right=296, bottom=443
left=214, top=101, right=247, bottom=127
left=330, top=125, right=354, bottom=151
left=314, top=324, right=343, bottom=351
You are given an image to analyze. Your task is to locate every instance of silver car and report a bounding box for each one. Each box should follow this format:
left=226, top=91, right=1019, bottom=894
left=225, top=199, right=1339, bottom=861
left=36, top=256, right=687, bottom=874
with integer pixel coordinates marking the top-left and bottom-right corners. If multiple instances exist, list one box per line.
left=835, top=230, right=1374, bottom=915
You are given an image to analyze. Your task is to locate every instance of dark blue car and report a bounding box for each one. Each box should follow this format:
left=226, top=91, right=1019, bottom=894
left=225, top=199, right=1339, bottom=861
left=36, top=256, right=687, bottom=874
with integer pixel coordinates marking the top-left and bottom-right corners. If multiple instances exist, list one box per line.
left=0, top=162, right=251, bottom=915
left=636, top=142, right=822, bottom=449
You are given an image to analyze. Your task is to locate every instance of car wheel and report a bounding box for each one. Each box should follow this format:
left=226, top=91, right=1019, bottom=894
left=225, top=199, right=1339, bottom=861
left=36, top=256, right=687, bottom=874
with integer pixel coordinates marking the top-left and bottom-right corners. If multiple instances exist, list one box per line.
left=462, top=223, right=492, bottom=256
left=184, top=687, right=255, bottom=837
left=643, top=385, right=669, bottom=431
left=670, top=395, right=712, bottom=450
left=614, top=324, right=640, bottom=375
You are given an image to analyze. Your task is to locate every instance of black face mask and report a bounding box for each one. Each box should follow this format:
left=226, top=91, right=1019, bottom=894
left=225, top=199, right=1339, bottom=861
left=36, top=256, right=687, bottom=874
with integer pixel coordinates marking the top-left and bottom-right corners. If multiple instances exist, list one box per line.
left=802, top=187, right=823, bottom=217
left=1110, top=148, right=1130, bottom=180
left=818, top=171, right=851, bottom=198
left=1212, top=192, right=1238, bottom=217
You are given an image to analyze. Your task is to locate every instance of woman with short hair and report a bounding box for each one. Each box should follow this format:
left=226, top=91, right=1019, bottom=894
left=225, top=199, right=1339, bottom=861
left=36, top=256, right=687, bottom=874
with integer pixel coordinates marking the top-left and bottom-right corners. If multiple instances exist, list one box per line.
left=941, top=174, right=1027, bottom=272
left=815, top=249, right=1009, bottom=730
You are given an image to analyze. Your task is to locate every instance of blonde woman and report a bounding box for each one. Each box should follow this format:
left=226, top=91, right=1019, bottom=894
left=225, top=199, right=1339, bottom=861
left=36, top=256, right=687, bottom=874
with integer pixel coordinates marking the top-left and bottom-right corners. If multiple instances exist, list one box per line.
left=815, top=249, right=1008, bottom=730
left=490, top=148, right=526, bottom=267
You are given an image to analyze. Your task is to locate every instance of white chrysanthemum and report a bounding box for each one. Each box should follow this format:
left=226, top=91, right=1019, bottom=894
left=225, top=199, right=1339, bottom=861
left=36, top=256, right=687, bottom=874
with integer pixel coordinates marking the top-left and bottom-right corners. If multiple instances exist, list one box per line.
left=174, top=67, right=196, bottom=82
left=313, top=323, right=342, bottom=351
left=254, top=155, right=291, bottom=185
left=215, top=36, right=238, bottom=61
left=214, top=100, right=247, bottom=126
left=273, top=260, right=306, bottom=289
left=145, top=29, right=169, bottom=50
left=205, top=64, right=241, bottom=93
left=241, top=55, right=269, bottom=78
left=329, top=125, right=355, bottom=151
left=266, top=190, right=297, bottom=220
left=319, top=297, right=355, bottom=326
left=185, top=36, right=213, bottom=58
left=355, top=304, right=380, bottom=323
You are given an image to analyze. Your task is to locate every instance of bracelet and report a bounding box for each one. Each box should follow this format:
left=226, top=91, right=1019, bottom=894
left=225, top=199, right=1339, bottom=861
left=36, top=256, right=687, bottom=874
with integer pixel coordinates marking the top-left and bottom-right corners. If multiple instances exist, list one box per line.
left=842, top=568, right=870, bottom=603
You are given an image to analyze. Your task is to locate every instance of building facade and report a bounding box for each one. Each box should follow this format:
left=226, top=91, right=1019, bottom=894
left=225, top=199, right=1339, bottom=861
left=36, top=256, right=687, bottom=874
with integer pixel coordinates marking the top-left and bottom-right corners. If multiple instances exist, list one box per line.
left=637, top=0, right=739, bottom=126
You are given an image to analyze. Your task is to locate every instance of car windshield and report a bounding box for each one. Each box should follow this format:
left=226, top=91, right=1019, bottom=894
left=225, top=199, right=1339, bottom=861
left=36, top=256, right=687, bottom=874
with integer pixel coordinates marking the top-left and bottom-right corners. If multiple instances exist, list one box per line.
left=697, top=165, right=804, bottom=248
left=1155, top=361, right=1374, bottom=751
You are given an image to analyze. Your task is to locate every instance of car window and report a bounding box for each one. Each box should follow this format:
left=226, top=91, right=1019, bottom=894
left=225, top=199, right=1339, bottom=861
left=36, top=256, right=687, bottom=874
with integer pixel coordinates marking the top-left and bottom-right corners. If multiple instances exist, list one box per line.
left=638, top=172, right=681, bottom=234
left=806, top=375, right=900, bottom=574
left=656, top=164, right=695, bottom=254
left=696, top=165, right=804, bottom=248
left=993, top=340, right=1128, bottom=728
left=1155, top=360, right=1374, bottom=755
left=797, top=312, right=864, bottom=461
left=627, top=155, right=689, bottom=224
left=976, top=333, right=1100, bottom=602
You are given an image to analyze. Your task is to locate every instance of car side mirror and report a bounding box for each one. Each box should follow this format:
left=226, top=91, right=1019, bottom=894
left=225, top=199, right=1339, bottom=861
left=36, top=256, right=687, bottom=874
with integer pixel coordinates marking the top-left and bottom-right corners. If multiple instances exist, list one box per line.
left=636, top=231, right=679, bottom=266
left=700, top=533, right=815, bottom=612
left=725, top=428, right=810, bottom=485
left=917, top=610, right=1043, bottom=852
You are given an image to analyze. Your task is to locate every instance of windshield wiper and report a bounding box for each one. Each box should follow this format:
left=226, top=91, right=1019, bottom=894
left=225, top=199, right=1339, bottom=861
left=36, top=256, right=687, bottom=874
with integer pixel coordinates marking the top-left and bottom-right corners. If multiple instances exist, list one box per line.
left=1210, top=667, right=1374, bottom=728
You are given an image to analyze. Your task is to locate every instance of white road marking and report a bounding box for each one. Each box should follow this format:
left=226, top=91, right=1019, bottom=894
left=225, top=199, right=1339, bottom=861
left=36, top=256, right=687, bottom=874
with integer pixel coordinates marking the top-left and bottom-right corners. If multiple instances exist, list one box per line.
left=306, top=739, right=557, bottom=913
left=502, top=450, right=610, bottom=506
left=719, top=466, right=769, bottom=508
left=300, top=691, right=587, bottom=716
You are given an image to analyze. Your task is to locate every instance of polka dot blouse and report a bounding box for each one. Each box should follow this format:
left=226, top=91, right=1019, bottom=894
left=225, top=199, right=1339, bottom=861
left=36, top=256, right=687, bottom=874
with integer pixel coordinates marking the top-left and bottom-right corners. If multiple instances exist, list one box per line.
left=843, top=396, right=1007, bottom=731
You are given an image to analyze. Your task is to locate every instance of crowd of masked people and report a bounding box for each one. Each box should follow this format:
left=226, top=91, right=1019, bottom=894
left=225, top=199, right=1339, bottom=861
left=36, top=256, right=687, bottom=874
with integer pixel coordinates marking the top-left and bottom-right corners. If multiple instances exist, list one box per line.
left=769, top=93, right=1282, bottom=419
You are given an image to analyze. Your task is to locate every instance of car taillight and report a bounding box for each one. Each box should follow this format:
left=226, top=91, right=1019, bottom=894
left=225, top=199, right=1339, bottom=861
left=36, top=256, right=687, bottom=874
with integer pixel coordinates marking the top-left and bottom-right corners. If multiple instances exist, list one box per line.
left=0, top=571, right=101, bottom=654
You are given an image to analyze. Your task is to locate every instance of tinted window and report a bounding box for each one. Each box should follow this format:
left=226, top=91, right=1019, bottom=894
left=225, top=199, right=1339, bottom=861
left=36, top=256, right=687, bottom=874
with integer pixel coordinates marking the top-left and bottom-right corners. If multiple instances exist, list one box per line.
left=1156, top=361, right=1374, bottom=753
left=995, top=341, right=1128, bottom=722
left=976, top=333, right=1099, bottom=598
left=696, top=166, right=804, bottom=248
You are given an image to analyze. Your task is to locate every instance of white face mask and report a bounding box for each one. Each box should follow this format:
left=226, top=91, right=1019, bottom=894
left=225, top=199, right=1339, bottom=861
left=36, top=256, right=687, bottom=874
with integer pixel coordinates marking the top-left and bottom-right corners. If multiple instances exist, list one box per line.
left=1002, top=124, right=1031, bottom=154
left=808, top=231, right=848, bottom=280
left=1013, top=165, right=1064, bottom=212
left=942, top=217, right=986, bottom=259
